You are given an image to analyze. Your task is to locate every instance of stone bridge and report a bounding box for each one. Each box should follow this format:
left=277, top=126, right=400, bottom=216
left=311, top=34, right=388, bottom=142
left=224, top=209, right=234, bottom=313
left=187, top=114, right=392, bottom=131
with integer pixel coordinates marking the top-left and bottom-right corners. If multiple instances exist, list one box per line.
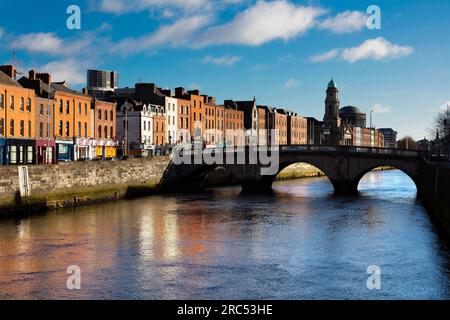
left=160, top=145, right=425, bottom=195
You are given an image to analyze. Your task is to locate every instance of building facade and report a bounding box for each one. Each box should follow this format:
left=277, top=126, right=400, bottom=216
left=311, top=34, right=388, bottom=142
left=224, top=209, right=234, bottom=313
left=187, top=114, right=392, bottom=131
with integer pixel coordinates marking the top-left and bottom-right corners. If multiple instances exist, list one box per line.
left=91, top=99, right=117, bottom=159
left=51, top=81, right=92, bottom=161
left=116, top=100, right=154, bottom=157
left=87, top=69, right=118, bottom=99
left=378, top=128, right=398, bottom=148
left=287, top=111, right=307, bottom=145
left=0, top=65, right=36, bottom=165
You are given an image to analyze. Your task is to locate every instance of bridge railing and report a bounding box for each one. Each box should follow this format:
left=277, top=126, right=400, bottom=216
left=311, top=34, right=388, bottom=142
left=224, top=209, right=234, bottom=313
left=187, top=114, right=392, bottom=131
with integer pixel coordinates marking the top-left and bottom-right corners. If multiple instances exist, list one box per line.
left=174, top=145, right=421, bottom=158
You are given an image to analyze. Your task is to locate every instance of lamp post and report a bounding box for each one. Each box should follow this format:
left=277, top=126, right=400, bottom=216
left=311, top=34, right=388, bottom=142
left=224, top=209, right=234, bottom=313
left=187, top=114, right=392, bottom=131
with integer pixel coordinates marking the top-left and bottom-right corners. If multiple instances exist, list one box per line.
left=370, top=110, right=374, bottom=129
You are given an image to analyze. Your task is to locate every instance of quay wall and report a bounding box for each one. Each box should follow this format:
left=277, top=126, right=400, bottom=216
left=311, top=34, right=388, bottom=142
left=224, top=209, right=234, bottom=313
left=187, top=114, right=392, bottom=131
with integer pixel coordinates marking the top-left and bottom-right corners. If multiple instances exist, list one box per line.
left=0, top=157, right=170, bottom=216
left=418, top=160, right=450, bottom=238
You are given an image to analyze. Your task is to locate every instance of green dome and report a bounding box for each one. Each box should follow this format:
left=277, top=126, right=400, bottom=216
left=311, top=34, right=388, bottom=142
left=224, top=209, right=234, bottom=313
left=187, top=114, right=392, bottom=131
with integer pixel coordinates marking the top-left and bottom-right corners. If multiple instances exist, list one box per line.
left=327, top=78, right=337, bottom=89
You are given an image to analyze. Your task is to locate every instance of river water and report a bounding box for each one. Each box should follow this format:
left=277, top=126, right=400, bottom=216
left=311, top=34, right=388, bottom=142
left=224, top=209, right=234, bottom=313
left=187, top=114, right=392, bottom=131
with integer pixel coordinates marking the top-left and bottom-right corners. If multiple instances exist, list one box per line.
left=0, top=169, right=449, bottom=300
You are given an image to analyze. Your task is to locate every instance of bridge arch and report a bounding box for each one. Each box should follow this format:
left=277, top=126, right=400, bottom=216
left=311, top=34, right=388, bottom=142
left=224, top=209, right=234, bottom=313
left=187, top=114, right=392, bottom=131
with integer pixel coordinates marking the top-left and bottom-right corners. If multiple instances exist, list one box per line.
left=353, top=164, right=419, bottom=193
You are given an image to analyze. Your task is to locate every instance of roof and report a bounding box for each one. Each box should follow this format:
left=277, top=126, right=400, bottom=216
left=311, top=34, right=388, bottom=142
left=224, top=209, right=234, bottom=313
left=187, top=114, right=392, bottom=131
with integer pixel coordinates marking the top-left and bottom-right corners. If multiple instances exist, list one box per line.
left=51, top=81, right=90, bottom=98
left=340, top=106, right=365, bottom=115
left=327, top=78, right=337, bottom=89
left=18, top=76, right=55, bottom=98
left=0, top=70, right=23, bottom=88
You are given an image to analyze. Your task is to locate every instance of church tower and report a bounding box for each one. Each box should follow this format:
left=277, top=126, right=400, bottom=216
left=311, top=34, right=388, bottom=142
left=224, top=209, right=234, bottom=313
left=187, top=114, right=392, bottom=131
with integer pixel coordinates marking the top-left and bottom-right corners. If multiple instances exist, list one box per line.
left=323, top=78, right=342, bottom=145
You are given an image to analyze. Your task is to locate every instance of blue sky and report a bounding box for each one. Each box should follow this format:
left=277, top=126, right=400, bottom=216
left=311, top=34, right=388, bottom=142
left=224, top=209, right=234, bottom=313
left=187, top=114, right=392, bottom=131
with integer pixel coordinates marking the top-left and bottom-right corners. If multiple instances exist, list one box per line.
left=1, top=0, right=449, bottom=139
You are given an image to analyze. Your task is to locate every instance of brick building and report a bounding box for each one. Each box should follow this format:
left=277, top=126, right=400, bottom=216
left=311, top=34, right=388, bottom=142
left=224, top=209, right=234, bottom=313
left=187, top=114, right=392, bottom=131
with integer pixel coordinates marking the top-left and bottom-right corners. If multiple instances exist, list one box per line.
left=0, top=65, right=36, bottom=165
left=224, top=105, right=245, bottom=146
left=91, top=99, right=117, bottom=159
left=287, top=111, right=307, bottom=145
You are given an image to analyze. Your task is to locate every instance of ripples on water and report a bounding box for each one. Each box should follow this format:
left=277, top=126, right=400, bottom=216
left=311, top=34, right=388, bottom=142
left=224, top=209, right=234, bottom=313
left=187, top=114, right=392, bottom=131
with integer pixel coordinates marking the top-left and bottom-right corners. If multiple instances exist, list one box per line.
left=0, top=170, right=449, bottom=299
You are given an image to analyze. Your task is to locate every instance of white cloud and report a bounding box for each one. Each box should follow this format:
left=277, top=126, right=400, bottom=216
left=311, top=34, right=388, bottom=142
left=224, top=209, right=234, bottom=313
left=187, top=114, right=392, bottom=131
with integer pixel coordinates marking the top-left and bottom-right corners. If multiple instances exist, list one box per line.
left=283, top=78, right=300, bottom=88
left=10, top=32, right=94, bottom=56
left=196, top=1, right=325, bottom=47
left=113, top=15, right=209, bottom=54
left=372, top=103, right=392, bottom=113
left=11, top=33, right=64, bottom=54
left=309, top=49, right=340, bottom=62
left=309, top=37, right=414, bottom=63
left=319, top=11, right=367, bottom=34
left=97, top=0, right=210, bottom=14
left=342, top=37, right=414, bottom=63
left=39, top=59, right=86, bottom=85
left=203, top=55, right=241, bottom=66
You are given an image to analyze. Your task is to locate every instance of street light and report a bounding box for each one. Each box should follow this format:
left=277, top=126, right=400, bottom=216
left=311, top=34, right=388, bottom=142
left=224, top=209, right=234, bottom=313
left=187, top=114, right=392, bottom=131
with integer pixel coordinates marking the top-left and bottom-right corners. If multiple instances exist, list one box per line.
left=370, top=110, right=374, bottom=129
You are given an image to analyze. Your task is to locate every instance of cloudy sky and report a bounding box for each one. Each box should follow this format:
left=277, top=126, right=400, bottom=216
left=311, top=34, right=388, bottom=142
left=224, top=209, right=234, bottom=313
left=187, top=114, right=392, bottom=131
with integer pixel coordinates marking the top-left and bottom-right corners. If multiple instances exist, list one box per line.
left=1, top=0, right=449, bottom=139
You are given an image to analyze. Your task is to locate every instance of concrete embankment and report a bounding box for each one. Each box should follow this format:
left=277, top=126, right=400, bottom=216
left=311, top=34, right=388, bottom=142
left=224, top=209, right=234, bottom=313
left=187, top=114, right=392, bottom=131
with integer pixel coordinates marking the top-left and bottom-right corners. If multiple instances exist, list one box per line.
left=0, top=156, right=170, bottom=216
left=417, top=160, right=450, bottom=238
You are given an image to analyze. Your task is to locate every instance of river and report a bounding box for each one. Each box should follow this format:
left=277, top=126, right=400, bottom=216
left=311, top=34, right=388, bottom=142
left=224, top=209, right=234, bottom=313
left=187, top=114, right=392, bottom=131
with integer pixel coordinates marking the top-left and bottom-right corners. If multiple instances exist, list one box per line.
left=0, top=169, right=449, bottom=299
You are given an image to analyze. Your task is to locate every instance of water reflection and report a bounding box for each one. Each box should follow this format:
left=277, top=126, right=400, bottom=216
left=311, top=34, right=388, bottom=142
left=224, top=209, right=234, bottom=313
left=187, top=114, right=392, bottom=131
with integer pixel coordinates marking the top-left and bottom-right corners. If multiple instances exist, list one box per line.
left=0, top=170, right=449, bottom=299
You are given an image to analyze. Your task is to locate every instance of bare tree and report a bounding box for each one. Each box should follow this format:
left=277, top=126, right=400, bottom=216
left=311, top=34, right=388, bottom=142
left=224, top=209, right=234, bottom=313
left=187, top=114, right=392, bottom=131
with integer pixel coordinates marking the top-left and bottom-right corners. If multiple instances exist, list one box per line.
left=397, top=136, right=418, bottom=150
left=427, top=108, right=449, bottom=140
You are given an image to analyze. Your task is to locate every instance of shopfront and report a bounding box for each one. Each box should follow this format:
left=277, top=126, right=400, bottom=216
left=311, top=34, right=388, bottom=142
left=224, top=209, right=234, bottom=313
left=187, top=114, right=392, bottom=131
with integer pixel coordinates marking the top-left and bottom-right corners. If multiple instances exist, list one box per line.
left=6, top=139, right=35, bottom=165
left=35, top=139, right=56, bottom=164
left=56, top=140, right=74, bottom=162
left=0, top=138, right=6, bottom=165
left=74, top=138, right=91, bottom=161
left=104, top=141, right=117, bottom=159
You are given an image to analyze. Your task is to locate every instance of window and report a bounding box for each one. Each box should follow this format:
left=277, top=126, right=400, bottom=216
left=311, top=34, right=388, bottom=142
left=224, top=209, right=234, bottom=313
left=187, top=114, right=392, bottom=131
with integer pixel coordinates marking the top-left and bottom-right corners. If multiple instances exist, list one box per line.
left=110, top=126, right=113, bottom=139
left=27, top=146, right=33, bottom=164
left=20, top=120, right=24, bottom=136
left=26, top=98, right=31, bottom=112
left=59, top=121, right=63, bottom=136
left=84, top=103, right=88, bottom=115
left=78, top=122, right=82, bottom=137
left=144, top=121, right=146, bottom=131
left=40, top=104, right=44, bottom=115
left=47, top=103, right=51, bottom=116
left=65, top=121, right=70, bottom=136
left=84, top=123, right=87, bottom=137
left=110, top=110, right=113, bottom=121
left=60, top=99, right=63, bottom=113
left=10, top=146, right=17, bottom=164
left=28, top=121, right=31, bottom=137
left=104, top=126, right=108, bottom=139
left=66, top=101, right=70, bottom=114
left=20, top=97, right=24, bottom=111
left=78, top=102, right=82, bottom=114
left=10, top=95, right=14, bottom=110
left=40, top=122, right=44, bottom=138
left=98, top=125, right=102, bottom=138
left=47, top=123, right=50, bottom=138
left=0, top=94, right=4, bottom=108
left=98, top=109, right=102, bottom=120
left=0, top=118, right=4, bottom=136
left=105, top=110, right=108, bottom=121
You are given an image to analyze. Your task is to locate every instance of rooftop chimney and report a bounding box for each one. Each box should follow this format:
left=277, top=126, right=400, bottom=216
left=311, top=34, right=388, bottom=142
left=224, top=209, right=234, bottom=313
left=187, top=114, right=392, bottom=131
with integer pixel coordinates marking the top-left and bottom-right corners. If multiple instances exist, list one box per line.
left=187, top=89, right=200, bottom=96
left=28, top=69, right=36, bottom=80
left=175, top=87, right=185, bottom=98
left=160, top=88, right=172, bottom=97
left=0, top=65, right=15, bottom=79
left=36, top=72, right=52, bottom=85
left=208, top=96, right=216, bottom=105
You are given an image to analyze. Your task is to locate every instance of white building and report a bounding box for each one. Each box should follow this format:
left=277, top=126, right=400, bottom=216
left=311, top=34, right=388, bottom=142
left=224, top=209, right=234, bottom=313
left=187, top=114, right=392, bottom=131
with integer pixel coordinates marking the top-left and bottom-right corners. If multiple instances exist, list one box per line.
left=116, top=100, right=154, bottom=157
left=165, top=96, right=178, bottom=145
